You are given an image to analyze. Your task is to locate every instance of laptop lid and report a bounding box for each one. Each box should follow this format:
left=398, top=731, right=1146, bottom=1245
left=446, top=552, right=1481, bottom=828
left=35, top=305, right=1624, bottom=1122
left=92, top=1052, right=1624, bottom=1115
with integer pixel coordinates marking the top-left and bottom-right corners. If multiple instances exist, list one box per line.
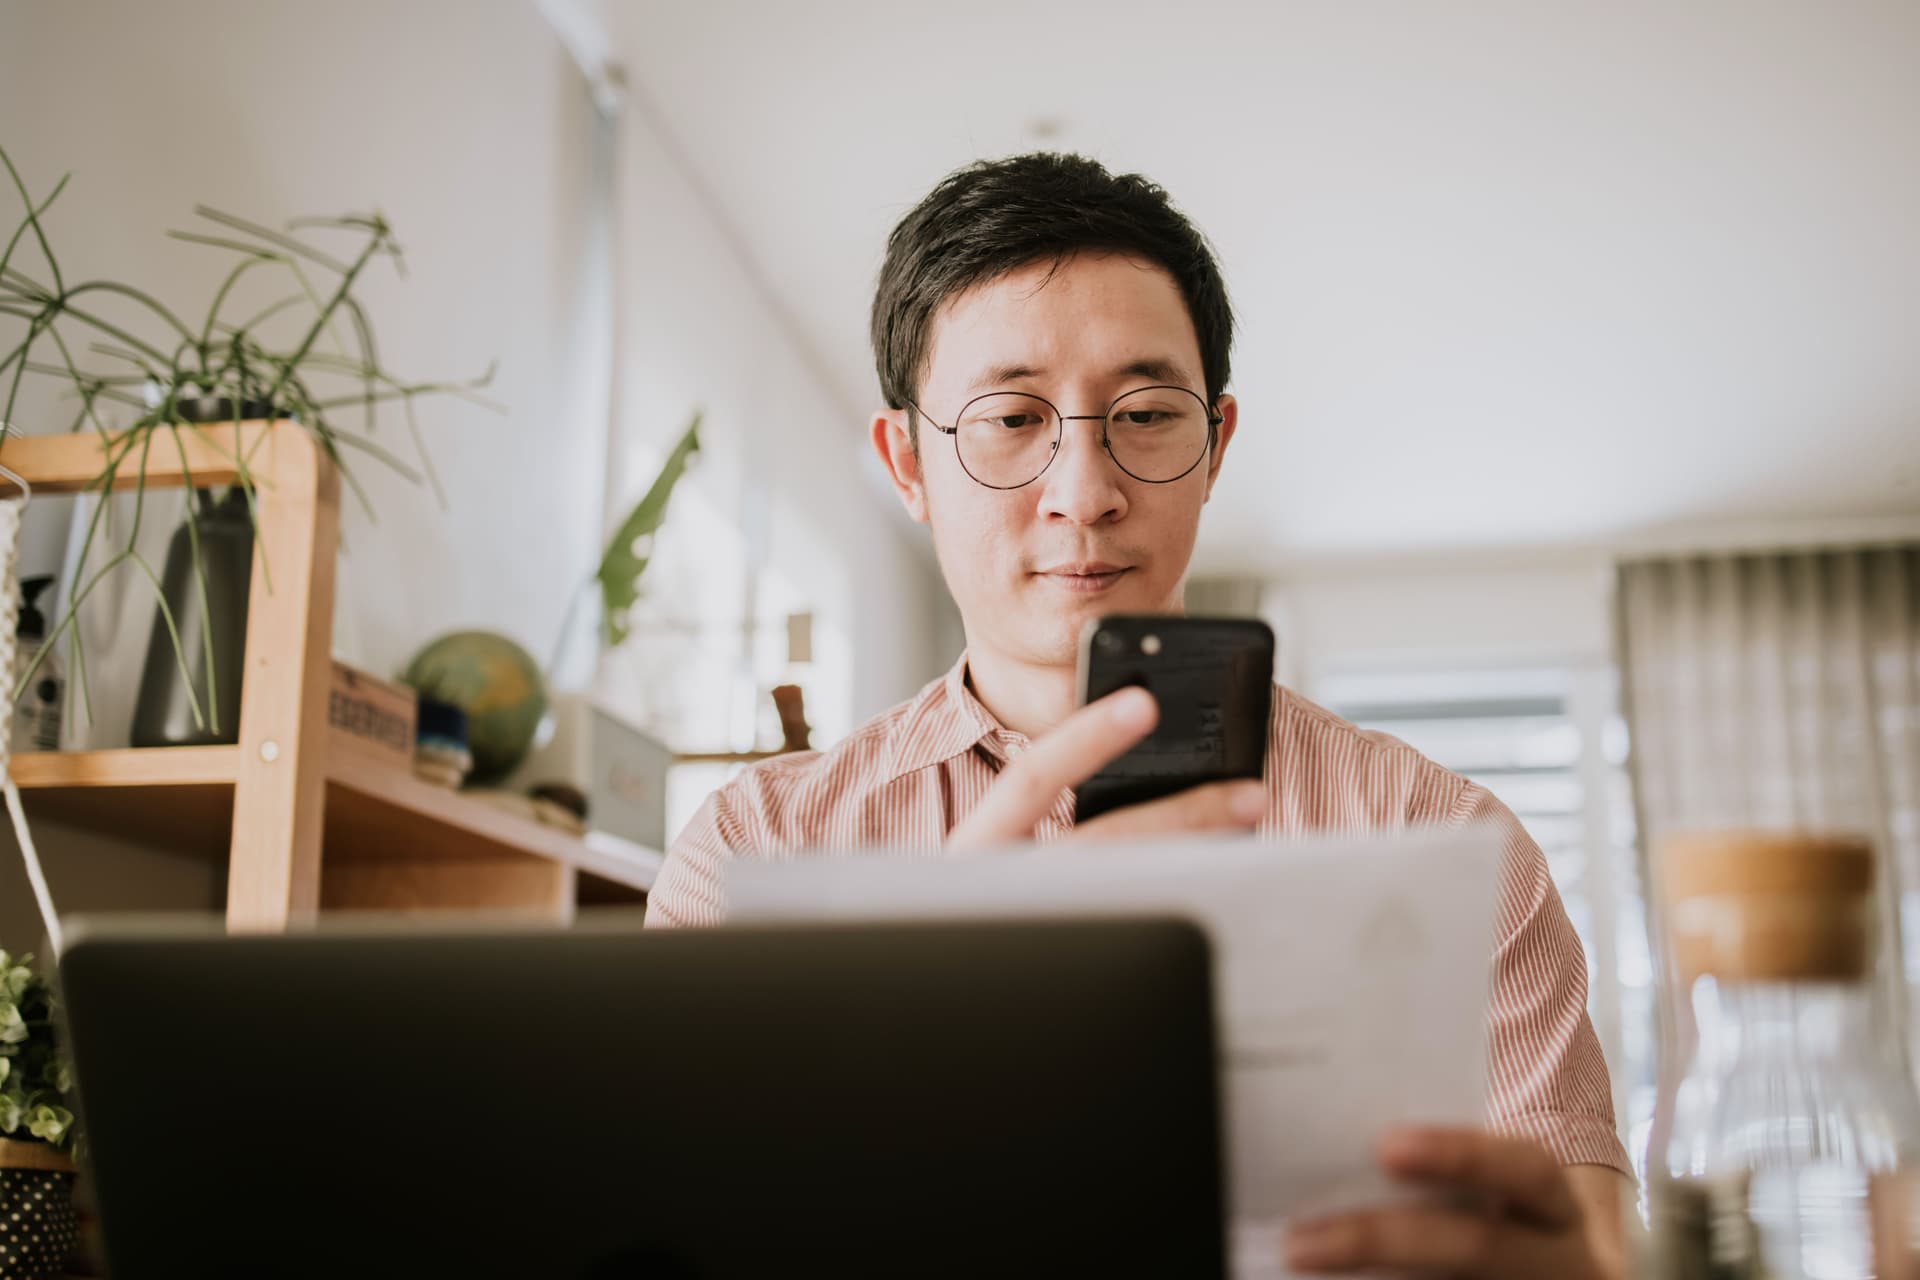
left=58, top=916, right=1224, bottom=1278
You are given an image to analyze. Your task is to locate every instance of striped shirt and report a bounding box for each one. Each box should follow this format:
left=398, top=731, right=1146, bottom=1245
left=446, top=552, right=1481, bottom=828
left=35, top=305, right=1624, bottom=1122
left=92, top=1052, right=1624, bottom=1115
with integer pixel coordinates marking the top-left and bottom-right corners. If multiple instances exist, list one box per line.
left=649, top=655, right=1631, bottom=1175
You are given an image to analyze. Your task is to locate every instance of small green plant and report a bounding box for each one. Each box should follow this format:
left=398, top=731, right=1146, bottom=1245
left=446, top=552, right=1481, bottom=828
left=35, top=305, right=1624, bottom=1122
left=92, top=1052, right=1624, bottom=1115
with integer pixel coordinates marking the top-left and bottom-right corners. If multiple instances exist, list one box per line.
left=541, top=412, right=702, bottom=679
left=0, top=952, right=75, bottom=1156
left=595, top=412, right=701, bottom=647
left=0, top=140, right=498, bottom=734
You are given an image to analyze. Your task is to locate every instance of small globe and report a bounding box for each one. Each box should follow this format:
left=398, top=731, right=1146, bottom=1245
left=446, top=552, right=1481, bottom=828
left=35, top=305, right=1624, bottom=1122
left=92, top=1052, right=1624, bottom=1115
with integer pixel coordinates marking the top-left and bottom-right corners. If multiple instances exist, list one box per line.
left=403, top=631, right=548, bottom=783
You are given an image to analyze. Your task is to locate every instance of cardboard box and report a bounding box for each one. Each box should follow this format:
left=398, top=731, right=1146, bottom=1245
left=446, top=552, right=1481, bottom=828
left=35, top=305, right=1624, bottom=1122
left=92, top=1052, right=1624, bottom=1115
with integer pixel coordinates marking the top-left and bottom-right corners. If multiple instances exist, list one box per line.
left=327, top=660, right=417, bottom=772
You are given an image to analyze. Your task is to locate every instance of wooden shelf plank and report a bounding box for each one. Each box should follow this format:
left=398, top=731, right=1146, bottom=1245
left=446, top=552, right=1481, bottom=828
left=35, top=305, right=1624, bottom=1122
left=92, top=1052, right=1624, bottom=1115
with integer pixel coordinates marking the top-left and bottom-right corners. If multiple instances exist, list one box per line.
left=13, top=747, right=240, bottom=857
left=581, top=830, right=665, bottom=894
left=0, top=421, right=278, bottom=495
left=321, top=859, right=576, bottom=921
left=8, top=744, right=663, bottom=896
left=9, top=745, right=240, bottom=789
left=321, top=752, right=660, bottom=891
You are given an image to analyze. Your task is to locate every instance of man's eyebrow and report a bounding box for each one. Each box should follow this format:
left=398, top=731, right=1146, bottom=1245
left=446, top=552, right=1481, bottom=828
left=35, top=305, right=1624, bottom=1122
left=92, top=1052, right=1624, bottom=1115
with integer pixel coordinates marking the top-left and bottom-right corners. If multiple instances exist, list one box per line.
left=966, top=362, right=1043, bottom=394
left=964, top=357, right=1197, bottom=396
left=1115, top=357, right=1194, bottom=387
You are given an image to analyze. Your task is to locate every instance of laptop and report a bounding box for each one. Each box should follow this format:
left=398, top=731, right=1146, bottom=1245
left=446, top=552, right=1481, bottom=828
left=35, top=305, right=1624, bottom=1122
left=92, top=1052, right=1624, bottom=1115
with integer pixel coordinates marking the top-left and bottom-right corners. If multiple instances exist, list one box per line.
left=57, top=916, right=1225, bottom=1278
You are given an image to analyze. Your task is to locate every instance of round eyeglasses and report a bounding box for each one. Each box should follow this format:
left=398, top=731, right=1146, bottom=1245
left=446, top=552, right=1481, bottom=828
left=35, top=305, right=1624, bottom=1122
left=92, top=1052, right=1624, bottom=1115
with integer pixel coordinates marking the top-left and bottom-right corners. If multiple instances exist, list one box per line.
left=911, top=385, right=1223, bottom=490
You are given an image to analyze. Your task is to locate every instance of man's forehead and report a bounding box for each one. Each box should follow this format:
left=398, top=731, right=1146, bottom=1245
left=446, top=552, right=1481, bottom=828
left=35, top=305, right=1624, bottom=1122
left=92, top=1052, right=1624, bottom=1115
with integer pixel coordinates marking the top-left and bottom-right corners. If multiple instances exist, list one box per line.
left=922, top=254, right=1202, bottom=397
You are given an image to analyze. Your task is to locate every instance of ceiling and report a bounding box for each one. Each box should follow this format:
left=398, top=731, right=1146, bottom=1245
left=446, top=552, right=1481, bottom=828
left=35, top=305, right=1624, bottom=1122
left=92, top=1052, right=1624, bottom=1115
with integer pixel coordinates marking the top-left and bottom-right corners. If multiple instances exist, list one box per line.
left=596, top=0, right=1920, bottom=569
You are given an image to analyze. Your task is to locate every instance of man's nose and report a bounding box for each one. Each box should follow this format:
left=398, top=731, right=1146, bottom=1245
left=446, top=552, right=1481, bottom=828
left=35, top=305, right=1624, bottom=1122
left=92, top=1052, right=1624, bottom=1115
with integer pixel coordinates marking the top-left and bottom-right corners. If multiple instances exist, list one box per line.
left=1035, top=416, right=1128, bottom=525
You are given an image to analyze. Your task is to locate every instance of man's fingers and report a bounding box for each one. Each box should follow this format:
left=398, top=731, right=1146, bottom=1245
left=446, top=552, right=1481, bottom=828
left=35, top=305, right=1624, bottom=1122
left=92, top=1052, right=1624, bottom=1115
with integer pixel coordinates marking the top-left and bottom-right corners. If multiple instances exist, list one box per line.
left=1284, top=1205, right=1497, bottom=1274
left=948, top=684, right=1266, bottom=849
left=1378, top=1127, right=1581, bottom=1229
left=1285, top=1131, right=1600, bottom=1276
left=1073, top=778, right=1267, bottom=840
left=946, top=688, right=1157, bottom=849
left=1284, top=1204, right=1577, bottom=1278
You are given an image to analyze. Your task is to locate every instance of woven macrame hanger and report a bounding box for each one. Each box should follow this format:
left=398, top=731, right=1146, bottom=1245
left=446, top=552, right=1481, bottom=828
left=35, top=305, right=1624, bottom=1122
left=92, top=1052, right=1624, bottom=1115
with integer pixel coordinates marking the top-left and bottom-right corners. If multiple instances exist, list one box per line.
left=0, top=451, right=64, bottom=957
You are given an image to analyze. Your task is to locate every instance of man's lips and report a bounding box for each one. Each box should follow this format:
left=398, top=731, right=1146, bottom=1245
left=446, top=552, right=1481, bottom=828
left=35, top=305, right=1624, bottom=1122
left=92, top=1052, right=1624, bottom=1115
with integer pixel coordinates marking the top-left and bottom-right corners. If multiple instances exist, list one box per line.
left=1035, top=562, right=1131, bottom=592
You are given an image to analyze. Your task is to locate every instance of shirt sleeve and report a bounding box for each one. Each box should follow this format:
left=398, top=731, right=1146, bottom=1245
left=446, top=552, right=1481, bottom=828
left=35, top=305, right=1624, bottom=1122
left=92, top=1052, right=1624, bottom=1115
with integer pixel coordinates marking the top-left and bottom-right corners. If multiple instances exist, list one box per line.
left=643, top=787, right=745, bottom=929
left=1448, top=784, right=1634, bottom=1177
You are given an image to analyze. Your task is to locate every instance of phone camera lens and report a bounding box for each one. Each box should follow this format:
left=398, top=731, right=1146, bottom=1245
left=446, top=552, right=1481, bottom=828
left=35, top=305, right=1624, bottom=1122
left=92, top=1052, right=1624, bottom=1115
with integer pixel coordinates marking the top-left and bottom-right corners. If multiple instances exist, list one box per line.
left=1096, top=631, right=1119, bottom=652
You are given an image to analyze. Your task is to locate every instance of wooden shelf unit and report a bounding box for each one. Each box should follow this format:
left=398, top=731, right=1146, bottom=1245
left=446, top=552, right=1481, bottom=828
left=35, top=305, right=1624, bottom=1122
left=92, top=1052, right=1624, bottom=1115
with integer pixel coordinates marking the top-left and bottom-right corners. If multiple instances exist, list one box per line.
left=0, top=422, right=657, bottom=928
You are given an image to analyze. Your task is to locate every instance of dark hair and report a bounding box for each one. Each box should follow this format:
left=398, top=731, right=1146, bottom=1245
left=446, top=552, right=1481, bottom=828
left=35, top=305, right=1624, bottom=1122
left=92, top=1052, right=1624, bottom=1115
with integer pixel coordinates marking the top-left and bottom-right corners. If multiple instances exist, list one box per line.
left=870, top=152, right=1233, bottom=438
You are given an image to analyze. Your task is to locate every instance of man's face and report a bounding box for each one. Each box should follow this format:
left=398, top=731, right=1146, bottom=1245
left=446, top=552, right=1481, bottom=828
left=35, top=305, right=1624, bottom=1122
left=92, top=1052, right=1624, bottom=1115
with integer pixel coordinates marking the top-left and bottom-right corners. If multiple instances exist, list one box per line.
left=873, top=252, right=1237, bottom=669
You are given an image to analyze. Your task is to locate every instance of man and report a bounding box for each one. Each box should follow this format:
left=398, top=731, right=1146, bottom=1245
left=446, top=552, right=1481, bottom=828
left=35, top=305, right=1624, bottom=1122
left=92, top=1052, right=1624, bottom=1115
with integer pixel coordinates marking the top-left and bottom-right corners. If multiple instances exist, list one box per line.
left=648, top=153, right=1633, bottom=1278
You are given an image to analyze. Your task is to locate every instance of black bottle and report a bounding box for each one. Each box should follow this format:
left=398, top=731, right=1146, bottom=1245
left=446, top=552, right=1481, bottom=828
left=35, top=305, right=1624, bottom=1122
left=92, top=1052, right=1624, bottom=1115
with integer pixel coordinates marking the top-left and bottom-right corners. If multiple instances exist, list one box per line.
left=129, top=487, right=255, bottom=748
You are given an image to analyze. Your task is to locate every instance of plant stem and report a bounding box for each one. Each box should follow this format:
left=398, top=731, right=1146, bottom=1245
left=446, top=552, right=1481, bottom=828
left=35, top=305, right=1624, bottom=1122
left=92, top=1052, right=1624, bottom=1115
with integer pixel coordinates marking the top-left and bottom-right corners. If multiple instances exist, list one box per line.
left=39, top=427, right=148, bottom=719
left=52, top=281, right=195, bottom=345
left=179, top=420, right=272, bottom=595
left=264, top=232, right=384, bottom=407
left=164, top=424, right=221, bottom=733
left=199, top=253, right=279, bottom=353
left=0, top=170, right=68, bottom=288
left=0, top=147, right=65, bottom=297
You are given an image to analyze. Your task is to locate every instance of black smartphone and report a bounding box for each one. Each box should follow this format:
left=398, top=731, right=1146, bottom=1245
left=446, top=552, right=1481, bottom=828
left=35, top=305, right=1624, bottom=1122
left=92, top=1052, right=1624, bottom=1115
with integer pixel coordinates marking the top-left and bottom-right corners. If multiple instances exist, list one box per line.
left=1073, top=615, right=1275, bottom=824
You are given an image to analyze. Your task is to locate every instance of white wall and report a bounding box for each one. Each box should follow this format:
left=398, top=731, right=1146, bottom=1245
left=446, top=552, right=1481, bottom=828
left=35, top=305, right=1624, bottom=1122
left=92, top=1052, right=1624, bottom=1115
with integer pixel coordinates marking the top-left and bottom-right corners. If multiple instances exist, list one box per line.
left=594, top=92, right=948, bottom=747
left=1, top=0, right=606, bottom=743
left=1261, top=553, right=1617, bottom=693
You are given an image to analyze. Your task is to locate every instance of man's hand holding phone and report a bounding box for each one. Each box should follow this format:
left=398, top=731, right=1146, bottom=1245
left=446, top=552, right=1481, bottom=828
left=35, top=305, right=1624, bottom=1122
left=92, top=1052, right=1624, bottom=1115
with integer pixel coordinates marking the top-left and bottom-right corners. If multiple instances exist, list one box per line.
left=947, top=687, right=1268, bottom=849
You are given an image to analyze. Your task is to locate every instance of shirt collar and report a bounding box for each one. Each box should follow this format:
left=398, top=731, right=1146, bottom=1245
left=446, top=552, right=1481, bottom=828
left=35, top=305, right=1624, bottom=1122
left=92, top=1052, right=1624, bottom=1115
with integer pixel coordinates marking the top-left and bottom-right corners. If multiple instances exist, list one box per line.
left=882, top=651, right=1025, bottom=782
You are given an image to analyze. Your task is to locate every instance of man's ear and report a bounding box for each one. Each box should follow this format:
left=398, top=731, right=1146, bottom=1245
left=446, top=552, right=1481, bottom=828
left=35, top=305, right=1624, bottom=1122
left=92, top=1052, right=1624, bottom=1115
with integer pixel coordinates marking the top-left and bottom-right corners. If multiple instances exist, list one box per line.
left=1201, top=393, right=1237, bottom=505
left=871, top=408, right=930, bottom=523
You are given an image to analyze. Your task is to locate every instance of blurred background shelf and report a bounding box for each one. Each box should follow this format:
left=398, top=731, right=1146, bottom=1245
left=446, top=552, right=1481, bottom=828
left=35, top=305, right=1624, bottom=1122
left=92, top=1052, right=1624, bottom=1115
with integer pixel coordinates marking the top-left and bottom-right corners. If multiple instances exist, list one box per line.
left=0, top=423, right=660, bottom=926
left=11, top=747, right=239, bottom=857
left=11, top=744, right=660, bottom=912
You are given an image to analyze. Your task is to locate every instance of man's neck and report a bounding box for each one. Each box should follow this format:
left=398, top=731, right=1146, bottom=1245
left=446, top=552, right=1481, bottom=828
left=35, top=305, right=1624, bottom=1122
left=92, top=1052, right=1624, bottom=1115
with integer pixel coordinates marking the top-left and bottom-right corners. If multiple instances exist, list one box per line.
left=961, top=644, right=1078, bottom=740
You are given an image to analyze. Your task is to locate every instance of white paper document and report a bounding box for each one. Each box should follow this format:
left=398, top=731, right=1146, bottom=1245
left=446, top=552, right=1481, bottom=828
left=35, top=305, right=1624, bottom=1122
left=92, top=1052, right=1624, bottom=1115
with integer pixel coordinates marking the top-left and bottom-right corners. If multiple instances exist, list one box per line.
left=727, top=829, right=1504, bottom=1274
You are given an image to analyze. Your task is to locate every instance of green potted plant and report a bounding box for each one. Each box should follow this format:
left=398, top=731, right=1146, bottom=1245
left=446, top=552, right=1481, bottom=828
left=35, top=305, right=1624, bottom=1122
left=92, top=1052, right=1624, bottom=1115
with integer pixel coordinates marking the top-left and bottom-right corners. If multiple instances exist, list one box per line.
left=0, top=140, right=496, bottom=739
left=0, top=950, right=78, bottom=1280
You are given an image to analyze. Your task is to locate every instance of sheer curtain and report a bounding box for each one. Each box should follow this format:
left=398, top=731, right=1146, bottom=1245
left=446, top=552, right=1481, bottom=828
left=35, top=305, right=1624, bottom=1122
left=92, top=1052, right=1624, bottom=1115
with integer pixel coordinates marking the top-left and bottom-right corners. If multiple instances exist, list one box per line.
left=1617, top=544, right=1920, bottom=1035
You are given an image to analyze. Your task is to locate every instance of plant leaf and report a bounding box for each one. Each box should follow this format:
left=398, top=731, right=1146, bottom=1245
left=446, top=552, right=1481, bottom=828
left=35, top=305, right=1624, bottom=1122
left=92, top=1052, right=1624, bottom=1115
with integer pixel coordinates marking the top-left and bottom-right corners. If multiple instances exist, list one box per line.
left=0, top=145, right=66, bottom=296
left=191, top=205, right=351, bottom=274
left=0, top=166, right=68, bottom=288
left=596, top=413, right=701, bottom=647
left=166, top=229, right=280, bottom=260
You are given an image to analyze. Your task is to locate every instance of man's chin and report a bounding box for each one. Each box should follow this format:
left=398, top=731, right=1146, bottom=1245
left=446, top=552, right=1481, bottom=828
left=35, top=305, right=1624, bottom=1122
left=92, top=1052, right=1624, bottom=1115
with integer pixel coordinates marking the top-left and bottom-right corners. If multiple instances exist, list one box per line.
left=1016, top=574, right=1173, bottom=664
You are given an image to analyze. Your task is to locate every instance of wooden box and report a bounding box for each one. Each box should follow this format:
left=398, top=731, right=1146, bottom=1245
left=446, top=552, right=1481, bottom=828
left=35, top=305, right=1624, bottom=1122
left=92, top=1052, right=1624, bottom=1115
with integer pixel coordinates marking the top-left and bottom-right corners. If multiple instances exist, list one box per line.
left=327, top=661, right=417, bottom=773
